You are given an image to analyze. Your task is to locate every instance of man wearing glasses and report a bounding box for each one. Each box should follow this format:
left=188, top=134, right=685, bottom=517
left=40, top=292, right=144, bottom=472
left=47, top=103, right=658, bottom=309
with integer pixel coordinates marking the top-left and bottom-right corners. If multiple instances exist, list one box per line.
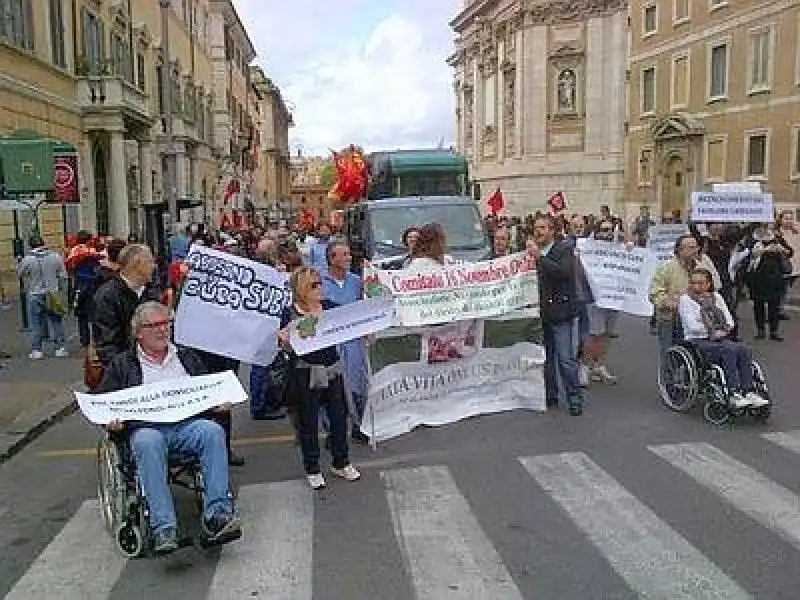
left=96, top=301, right=241, bottom=555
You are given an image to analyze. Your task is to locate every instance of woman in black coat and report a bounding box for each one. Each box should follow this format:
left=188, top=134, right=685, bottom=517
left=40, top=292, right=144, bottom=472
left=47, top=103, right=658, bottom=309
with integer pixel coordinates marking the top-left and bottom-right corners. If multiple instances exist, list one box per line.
left=748, top=229, right=793, bottom=341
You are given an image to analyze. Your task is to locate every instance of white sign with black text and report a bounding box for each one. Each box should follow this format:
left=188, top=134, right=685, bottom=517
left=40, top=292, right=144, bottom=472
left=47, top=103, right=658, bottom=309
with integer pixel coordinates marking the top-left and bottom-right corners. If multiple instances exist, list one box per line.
left=691, top=191, right=774, bottom=222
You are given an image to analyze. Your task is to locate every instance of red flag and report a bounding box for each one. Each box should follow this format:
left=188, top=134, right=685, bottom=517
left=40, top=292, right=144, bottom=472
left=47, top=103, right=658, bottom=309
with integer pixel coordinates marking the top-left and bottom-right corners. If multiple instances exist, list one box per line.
left=487, top=188, right=504, bottom=216
left=548, top=191, right=567, bottom=214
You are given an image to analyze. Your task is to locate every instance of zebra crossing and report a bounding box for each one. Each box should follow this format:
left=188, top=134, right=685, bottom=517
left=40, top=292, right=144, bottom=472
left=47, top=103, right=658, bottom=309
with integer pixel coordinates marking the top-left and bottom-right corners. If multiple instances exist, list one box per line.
left=6, top=430, right=800, bottom=600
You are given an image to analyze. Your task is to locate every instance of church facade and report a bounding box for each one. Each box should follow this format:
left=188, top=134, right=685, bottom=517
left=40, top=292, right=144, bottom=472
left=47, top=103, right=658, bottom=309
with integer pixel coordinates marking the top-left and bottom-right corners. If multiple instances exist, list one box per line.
left=449, top=0, right=629, bottom=217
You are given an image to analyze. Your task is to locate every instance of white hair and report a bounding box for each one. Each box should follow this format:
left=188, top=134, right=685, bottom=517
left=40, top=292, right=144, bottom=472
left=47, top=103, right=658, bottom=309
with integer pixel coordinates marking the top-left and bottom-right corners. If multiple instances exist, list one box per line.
left=130, top=301, right=170, bottom=336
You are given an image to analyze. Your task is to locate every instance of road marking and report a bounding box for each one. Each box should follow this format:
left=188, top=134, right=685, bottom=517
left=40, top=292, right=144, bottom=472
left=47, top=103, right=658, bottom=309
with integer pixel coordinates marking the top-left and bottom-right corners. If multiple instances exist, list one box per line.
left=5, top=500, right=127, bottom=600
left=520, top=453, right=751, bottom=600
left=650, top=442, right=800, bottom=550
left=35, top=431, right=297, bottom=458
left=762, top=430, right=800, bottom=455
left=207, top=480, right=313, bottom=600
left=382, top=465, right=524, bottom=599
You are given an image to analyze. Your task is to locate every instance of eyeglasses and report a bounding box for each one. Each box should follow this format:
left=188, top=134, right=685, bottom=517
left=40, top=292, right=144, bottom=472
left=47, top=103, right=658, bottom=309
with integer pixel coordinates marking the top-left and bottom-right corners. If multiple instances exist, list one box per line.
left=140, top=319, right=172, bottom=329
left=310, top=281, right=322, bottom=289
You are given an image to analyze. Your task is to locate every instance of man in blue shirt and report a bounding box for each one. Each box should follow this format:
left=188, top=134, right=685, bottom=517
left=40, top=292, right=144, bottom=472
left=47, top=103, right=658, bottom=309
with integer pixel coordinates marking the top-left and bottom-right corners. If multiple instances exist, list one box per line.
left=308, top=223, right=332, bottom=271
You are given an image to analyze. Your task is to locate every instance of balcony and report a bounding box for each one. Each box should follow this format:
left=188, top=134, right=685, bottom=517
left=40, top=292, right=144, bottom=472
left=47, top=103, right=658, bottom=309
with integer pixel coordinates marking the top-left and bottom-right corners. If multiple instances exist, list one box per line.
left=76, top=75, right=151, bottom=127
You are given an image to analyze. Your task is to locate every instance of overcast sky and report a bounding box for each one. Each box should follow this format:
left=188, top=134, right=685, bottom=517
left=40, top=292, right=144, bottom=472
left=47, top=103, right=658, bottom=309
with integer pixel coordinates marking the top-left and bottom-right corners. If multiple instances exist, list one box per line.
left=234, top=0, right=461, bottom=156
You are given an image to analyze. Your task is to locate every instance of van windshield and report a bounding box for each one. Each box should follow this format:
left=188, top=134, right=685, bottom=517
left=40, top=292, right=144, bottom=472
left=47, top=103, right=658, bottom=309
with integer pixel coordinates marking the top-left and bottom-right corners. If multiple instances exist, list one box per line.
left=370, top=203, right=487, bottom=250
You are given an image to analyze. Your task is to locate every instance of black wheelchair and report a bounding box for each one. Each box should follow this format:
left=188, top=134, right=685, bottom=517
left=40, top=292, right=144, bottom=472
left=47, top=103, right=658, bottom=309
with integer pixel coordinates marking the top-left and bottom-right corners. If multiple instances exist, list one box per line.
left=657, top=340, right=771, bottom=426
left=96, top=432, right=233, bottom=557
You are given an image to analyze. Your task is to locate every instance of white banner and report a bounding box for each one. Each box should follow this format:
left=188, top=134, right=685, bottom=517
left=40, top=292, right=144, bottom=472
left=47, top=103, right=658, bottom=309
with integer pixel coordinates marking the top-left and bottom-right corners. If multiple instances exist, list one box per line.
left=578, top=239, right=658, bottom=317
left=365, top=252, right=537, bottom=327
left=75, top=371, right=247, bottom=425
left=364, top=342, right=546, bottom=442
left=647, top=224, right=689, bottom=262
left=174, top=245, right=291, bottom=366
left=289, top=297, right=394, bottom=356
left=691, top=191, right=774, bottom=222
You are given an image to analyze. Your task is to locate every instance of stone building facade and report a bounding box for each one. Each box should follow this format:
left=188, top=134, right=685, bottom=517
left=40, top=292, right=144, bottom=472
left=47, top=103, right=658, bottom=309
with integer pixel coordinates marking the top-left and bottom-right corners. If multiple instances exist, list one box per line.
left=627, top=0, right=800, bottom=221
left=449, top=0, right=628, bottom=217
left=0, top=0, right=291, bottom=273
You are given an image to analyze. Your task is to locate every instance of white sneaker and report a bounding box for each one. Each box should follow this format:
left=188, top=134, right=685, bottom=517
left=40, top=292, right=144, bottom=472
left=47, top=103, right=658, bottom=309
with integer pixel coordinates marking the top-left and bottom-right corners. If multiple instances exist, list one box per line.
left=28, top=350, right=43, bottom=360
left=579, top=363, right=590, bottom=387
left=330, top=464, right=361, bottom=482
left=54, top=348, right=68, bottom=358
left=306, top=473, right=326, bottom=490
left=730, top=392, right=752, bottom=408
left=746, top=392, right=769, bottom=407
left=591, top=365, right=618, bottom=384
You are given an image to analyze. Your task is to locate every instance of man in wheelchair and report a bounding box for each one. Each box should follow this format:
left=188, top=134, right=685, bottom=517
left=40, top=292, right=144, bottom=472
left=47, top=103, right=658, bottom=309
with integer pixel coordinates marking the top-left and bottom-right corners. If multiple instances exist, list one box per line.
left=95, top=301, right=242, bottom=555
left=677, top=268, right=769, bottom=409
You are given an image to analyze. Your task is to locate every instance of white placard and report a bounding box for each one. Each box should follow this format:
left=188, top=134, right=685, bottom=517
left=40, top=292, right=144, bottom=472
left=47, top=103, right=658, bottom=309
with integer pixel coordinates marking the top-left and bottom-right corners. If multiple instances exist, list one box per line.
left=174, top=245, right=291, bottom=366
left=647, top=224, right=690, bottom=262
left=364, top=342, right=546, bottom=442
left=75, top=371, right=247, bottom=425
left=691, top=191, right=774, bottom=222
left=578, top=239, right=658, bottom=317
left=288, top=297, right=394, bottom=356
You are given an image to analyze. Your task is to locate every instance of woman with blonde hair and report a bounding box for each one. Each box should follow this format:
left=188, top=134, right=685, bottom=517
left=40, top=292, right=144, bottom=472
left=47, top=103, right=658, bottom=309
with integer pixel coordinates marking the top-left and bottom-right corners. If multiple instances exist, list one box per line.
left=278, top=266, right=360, bottom=489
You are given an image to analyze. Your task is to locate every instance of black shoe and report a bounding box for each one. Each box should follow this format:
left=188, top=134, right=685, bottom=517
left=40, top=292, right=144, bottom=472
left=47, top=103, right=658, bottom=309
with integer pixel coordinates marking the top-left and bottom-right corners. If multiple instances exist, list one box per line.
left=569, top=405, right=583, bottom=416
left=199, top=514, right=242, bottom=548
left=779, top=313, right=790, bottom=321
left=546, top=399, right=559, bottom=408
left=228, top=452, right=245, bottom=467
left=755, top=329, right=766, bottom=340
left=769, top=333, right=784, bottom=342
left=252, top=408, right=286, bottom=421
left=351, top=429, right=370, bottom=444
left=153, top=529, right=179, bottom=555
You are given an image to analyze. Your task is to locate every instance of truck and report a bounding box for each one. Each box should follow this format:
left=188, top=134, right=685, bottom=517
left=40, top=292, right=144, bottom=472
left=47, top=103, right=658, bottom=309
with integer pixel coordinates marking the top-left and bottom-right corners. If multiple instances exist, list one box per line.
left=343, top=149, right=490, bottom=268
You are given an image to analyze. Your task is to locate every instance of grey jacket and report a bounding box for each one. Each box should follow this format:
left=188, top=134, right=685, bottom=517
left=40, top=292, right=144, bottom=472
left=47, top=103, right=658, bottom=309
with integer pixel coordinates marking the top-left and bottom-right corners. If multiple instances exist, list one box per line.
left=16, top=247, right=67, bottom=295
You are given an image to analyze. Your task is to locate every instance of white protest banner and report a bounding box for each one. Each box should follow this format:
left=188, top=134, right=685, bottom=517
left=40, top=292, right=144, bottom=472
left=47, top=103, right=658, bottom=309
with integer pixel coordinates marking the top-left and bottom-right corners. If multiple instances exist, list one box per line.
left=578, top=239, right=658, bottom=317
left=174, top=245, right=291, bottom=366
left=289, top=297, right=394, bottom=356
left=647, top=224, right=689, bottom=262
left=691, top=190, right=774, bottom=222
left=75, top=371, right=247, bottom=425
left=364, top=342, right=545, bottom=442
left=364, top=252, right=537, bottom=327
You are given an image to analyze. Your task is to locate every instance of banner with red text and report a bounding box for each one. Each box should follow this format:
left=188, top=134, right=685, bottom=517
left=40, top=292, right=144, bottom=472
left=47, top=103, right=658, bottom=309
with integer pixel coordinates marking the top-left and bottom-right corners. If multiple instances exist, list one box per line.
left=365, top=252, right=538, bottom=327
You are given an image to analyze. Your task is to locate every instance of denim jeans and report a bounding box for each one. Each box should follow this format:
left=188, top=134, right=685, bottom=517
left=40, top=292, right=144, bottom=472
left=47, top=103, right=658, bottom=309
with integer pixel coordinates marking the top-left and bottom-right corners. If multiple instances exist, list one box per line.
left=656, top=315, right=683, bottom=360
left=27, top=293, right=65, bottom=352
left=692, top=339, right=753, bottom=392
left=130, top=419, right=232, bottom=535
left=249, top=364, right=270, bottom=415
left=542, top=318, right=583, bottom=408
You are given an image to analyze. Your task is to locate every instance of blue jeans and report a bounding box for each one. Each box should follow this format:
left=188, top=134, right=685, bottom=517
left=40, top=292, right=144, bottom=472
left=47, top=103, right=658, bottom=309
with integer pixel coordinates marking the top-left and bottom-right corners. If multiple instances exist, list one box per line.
left=542, top=318, right=584, bottom=408
left=656, top=316, right=683, bottom=360
left=130, top=419, right=232, bottom=535
left=27, top=293, right=65, bottom=352
left=692, top=339, right=753, bottom=392
left=249, top=364, right=270, bottom=415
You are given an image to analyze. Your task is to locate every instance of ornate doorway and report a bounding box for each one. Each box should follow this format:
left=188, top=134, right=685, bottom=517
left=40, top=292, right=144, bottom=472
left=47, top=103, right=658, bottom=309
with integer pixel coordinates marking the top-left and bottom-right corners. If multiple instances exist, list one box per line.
left=663, top=156, right=685, bottom=221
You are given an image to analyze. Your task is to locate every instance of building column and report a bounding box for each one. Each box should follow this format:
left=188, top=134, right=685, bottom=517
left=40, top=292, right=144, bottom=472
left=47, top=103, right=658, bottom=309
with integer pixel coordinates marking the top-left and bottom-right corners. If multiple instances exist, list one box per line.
left=79, top=138, right=97, bottom=233
left=514, top=28, right=524, bottom=158
left=174, top=143, right=187, bottom=208
left=497, top=40, right=506, bottom=164
left=138, top=141, right=153, bottom=205
left=109, top=131, right=130, bottom=237
left=524, top=26, right=547, bottom=157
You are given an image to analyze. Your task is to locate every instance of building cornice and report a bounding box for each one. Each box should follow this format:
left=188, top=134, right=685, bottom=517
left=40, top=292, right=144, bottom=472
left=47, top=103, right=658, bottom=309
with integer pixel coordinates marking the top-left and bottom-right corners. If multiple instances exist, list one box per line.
left=0, top=72, right=81, bottom=117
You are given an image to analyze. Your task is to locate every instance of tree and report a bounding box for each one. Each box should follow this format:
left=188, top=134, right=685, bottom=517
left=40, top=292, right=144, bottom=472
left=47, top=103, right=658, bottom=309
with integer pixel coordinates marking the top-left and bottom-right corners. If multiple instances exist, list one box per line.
left=319, top=162, right=336, bottom=188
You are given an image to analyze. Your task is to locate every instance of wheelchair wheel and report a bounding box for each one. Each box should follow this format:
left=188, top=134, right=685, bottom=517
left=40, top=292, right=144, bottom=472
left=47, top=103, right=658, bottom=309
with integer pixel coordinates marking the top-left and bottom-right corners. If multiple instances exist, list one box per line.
left=751, top=361, right=771, bottom=421
left=115, top=523, right=144, bottom=558
left=97, top=439, right=125, bottom=533
left=658, top=345, right=700, bottom=412
left=704, top=400, right=731, bottom=426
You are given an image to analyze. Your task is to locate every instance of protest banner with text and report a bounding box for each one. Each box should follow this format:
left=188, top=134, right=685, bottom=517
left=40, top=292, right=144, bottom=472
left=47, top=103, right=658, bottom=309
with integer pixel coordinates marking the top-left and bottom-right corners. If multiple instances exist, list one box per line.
left=646, top=224, right=690, bottom=262
left=174, top=245, right=290, bottom=365
left=75, top=371, right=247, bottom=425
left=365, top=252, right=538, bottom=327
left=691, top=190, right=774, bottom=222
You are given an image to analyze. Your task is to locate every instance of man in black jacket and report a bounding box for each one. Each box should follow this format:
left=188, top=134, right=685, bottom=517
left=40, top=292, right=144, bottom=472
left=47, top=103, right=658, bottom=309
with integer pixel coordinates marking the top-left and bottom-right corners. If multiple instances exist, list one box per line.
left=527, top=215, right=585, bottom=416
left=96, top=301, right=241, bottom=555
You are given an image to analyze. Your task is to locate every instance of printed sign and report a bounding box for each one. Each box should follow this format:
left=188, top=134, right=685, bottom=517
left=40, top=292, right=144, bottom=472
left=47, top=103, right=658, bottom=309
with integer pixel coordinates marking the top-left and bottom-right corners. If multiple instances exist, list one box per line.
left=578, top=239, right=658, bottom=317
left=420, top=319, right=484, bottom=365
left=647, top=224, right=690, bottom=262
left=288, top=297, right=394, bottom=356
left=174, top=245, right=291, bottom=366
left=365, top=252, right=537, bottom=327
left=52, top=154, right=80, bottom=203
left=691, top=191, right=774, bottom=222
left=75, top=371, right=247, bottom=425
left=364, top=342, right=546, bottom=442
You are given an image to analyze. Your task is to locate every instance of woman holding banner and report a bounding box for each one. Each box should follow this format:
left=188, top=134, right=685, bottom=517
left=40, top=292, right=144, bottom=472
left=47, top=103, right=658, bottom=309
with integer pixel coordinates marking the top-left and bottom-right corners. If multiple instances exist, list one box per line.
left=278, top=266, right=361, bottom=490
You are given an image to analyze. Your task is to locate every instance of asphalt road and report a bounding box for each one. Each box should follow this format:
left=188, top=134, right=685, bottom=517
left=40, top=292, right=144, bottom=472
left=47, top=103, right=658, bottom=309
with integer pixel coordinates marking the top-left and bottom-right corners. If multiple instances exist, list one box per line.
left=1, top=307, right=799, bottom=599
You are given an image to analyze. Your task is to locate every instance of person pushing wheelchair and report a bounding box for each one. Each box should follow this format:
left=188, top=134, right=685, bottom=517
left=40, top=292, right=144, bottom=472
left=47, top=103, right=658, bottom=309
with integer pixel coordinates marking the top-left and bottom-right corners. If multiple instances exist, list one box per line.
left=95, top=301, right=242, bottom=555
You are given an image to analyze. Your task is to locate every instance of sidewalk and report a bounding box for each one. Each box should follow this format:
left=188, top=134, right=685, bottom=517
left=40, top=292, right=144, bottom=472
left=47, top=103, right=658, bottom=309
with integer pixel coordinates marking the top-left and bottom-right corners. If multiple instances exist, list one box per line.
left=0, top=299, right=83, bottom=463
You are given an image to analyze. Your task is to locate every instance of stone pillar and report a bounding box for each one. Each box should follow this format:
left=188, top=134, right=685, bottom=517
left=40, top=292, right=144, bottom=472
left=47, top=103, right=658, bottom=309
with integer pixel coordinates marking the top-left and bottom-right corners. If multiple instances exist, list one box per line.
left=514, top=28, right=524, bottom=158
left=79, top=138, right=97, bottom=233
left=138, top=141, right=154, bottom=205
left=497, top=40, right=505, bottom=163
left=174, top=143, right=187, bottom=210
left=584, top=16, right=606, bottom=156
left=109, top=131, right=130, bottom=237
left=524, top=25, right=547, bottom=157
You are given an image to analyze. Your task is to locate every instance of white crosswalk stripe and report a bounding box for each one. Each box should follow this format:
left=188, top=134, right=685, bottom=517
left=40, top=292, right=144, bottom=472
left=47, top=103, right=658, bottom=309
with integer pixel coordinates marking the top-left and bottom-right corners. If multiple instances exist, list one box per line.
left=649, top=442, right=800, bottom=550
left=382, top=465, right=524, bottom=600
left=5, top=500, right=127, bottom=600
left=520, top=453, right=751, bottom=600
left=762, top=430, right=800, bottom=455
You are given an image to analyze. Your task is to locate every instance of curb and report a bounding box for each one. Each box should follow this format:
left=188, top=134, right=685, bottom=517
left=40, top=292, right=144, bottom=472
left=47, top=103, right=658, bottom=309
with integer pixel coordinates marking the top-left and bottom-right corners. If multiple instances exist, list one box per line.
left=0, top=382, right=82, bottom=465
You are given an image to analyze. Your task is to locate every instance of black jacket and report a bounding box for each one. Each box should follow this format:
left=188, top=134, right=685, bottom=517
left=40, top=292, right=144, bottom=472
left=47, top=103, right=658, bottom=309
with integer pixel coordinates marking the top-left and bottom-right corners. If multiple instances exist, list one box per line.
left=537, top=240, right=579, bottom=324
left=91, top=276, right=161, bottom=365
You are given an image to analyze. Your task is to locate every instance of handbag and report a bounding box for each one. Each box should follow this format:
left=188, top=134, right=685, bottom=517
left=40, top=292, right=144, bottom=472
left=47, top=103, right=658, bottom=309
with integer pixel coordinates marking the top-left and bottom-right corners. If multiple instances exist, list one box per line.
left=45, top=290, right=68, bottom=316
left=83, top=343, right=104, bottom=391
left=268, top=350, right=295, bottom=407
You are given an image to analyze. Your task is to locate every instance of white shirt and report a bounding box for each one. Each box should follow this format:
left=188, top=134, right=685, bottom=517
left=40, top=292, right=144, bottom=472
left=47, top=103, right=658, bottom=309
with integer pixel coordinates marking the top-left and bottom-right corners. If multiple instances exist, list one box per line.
left=678, top=292, right=734, bottom=340
left=137, top=343, right=189, bottom=384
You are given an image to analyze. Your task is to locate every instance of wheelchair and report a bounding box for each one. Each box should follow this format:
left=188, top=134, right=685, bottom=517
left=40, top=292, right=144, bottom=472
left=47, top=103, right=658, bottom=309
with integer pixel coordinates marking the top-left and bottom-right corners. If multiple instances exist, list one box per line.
left=96, top=432, right=223, bottom=558
left=657, top=340, right=771, bottom=426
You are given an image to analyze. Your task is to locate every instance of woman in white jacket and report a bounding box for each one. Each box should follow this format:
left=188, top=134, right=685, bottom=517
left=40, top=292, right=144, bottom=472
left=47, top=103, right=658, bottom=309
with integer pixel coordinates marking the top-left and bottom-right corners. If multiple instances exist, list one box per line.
left=678, top=268, right=768, bottom=409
